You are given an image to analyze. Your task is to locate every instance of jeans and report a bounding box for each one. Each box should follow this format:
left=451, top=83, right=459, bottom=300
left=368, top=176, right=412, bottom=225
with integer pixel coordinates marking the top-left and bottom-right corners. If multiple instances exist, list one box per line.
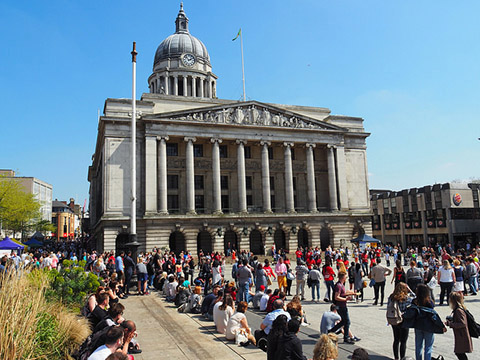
left=296, top=280, right=306, bottom=298
left=392, top=324, right=409, bottom=359
left=238, top=282, right=249, bottom=303
left=329, top=306, right=350, bottom=341
left=125, top=268, right=133, bottom=294
left=362, top=262, right=369, bottom=276
left=148, top=274, right=155, bottom=288
left=311, top=281, right=320, bottom=300
left=467, top=276, right=478, bottom=294
left=324, top=280, right=335, bottom=301
left=439, top=281, right=454, bottom=305
left=373, top=281, right=386, bottom=305
left=414, top=329, right=434, bottom=360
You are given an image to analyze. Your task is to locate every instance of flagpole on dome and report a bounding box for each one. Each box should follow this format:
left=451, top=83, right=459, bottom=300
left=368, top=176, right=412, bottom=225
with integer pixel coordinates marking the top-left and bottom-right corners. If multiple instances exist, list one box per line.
left=233, top=28, right=246, bottom=101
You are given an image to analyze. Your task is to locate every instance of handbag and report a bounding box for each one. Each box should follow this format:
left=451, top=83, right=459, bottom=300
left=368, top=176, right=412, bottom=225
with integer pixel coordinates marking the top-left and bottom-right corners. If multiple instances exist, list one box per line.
left=235, top=328, right=249, bottom=346
left=266, top=275, right=272, bottom=286
left=369, top=278, right=376, bottom=287
left=363, top=280, right=368, bottom=288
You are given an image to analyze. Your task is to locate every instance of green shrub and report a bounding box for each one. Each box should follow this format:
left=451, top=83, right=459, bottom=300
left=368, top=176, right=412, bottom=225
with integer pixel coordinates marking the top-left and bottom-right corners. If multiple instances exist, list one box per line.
left=47, top=259, right=100, bottom=309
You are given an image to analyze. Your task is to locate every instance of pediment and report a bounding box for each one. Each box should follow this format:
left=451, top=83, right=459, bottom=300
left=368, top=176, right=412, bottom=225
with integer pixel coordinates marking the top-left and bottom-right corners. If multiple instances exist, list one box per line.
left=145, top=101, right=346, bottom=131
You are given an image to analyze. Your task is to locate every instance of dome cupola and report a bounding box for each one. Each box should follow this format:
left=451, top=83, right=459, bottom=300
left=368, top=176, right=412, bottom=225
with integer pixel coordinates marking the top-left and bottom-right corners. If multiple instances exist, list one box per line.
left=148, top=3, right=217, bottom=99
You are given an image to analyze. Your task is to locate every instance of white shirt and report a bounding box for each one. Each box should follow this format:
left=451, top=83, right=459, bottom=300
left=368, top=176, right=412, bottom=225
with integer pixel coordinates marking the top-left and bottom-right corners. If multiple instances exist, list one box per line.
left=213, top=301, right=222, bottom=324
left=87, top=345, right=113, bottom=360
left=259, top=294, right=269, bottom=311
left=439, top=266, right=454, bottom=282
left=214, top=305, right=234, bottom=335
left=225, top=312, right=246, bottom=340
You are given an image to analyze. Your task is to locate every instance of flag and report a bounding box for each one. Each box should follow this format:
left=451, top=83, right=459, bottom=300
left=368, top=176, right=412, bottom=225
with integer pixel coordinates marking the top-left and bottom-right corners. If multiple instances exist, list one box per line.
left=232, top=28, right=241, bottom=41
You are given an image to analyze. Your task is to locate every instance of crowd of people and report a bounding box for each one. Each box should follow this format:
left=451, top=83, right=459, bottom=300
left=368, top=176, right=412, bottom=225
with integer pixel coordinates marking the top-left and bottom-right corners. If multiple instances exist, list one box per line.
left=1, top=239, right=479, bottom=360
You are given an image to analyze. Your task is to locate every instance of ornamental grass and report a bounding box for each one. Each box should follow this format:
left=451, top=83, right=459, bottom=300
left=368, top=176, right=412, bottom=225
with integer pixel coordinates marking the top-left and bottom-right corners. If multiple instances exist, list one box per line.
left=0, top=270, right=90, bottom=359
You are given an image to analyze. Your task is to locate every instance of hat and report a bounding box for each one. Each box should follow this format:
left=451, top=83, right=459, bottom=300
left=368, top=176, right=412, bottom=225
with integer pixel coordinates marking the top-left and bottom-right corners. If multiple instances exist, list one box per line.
left=259, top=285, right=266, bottom=291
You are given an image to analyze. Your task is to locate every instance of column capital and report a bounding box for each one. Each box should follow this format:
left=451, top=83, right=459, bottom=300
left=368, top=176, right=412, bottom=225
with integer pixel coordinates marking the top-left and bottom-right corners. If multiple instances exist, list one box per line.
left=327, top=144, right=337, bottom=150
left=305, top=143, right=316, bottom=149
left=260, top=140, right=271, bottom=147
left=184, top=136, right=196, bottom=143
left=283, top=142, right=294, bottom=148
left=210, top=138, right=223, bottom=144
left=156, top=135, right=169, bottom=141
left=236, top=139, right=247, bottom=145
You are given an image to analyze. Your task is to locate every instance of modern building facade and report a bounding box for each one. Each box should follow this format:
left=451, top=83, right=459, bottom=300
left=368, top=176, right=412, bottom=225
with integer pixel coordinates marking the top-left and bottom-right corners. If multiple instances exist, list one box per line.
left=371, top=183, right=480, bottom=250
left=0, top=169, right=53, bottom=222
left=88, top=5, right=372, bottom=255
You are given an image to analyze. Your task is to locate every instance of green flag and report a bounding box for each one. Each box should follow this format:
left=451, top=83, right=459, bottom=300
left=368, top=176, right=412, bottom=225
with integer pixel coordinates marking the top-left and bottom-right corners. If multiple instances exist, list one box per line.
left=232, top=28, right=241, bottom=41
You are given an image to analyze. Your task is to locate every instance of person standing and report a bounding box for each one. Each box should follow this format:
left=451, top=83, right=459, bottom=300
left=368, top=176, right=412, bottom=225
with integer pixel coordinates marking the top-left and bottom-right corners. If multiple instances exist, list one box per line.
left=464, top=257, right=478, bottom=296
left=438, top=260, right=456, bottom=306
left=275, top=257, right=288, bottom=294
left=309, top=265, right=322, bottom=302
left=255, top=264, right=268, bottom=292
left=353, top=263, right=364, bottom=303
left=445, top=292, right=473, bottom=360
left=406, top=260, right=424, bottom=292
left=123, top=251, right=135, bottom=295
left=237, top=259, right=253, bottom=303
left=369, top=258, right=392, bottom=306
left=322, top=259, right=336, bottom=303
left=387, top=282, right=413, bottom=360
left=328, top=272, right=357, bottom=344
left=452, top=259, right=465, bottom=293
left=295, top=260, right=309, bottom=301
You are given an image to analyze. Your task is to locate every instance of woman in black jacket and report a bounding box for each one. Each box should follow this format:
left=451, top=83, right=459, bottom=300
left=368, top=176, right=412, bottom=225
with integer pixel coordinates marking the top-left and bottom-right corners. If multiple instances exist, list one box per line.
left=267, top=314, right=288, bottom=360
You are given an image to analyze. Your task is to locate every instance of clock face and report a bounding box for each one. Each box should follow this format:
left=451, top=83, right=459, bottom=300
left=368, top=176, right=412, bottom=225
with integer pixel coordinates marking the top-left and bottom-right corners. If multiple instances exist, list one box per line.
left=182, top=53, right=196, bottom=67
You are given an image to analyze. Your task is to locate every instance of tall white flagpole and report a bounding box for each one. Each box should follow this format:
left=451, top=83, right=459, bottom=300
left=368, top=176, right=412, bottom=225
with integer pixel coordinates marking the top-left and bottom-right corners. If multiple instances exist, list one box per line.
left=240, top=30, right=246, bottom=102
left=130, top=42, right=137, bottom=243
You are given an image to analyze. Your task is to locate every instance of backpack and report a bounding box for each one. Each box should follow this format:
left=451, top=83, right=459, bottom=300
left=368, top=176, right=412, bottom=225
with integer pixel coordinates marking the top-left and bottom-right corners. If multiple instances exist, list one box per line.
left=464, top=308, right=480, bottom=338
left=386, top=299, right=403, bottom=325
left=72, top=325, right=111, bottom=360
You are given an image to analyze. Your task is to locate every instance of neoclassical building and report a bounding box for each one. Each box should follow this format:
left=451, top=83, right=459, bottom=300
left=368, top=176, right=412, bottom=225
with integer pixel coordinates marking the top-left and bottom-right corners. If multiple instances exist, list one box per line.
left=88, top=5, right=372, bottom=255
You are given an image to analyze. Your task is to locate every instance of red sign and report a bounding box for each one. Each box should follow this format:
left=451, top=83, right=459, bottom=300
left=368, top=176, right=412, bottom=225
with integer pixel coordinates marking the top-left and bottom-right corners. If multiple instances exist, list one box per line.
left=63, top=233, right=67, bottom=237
left=453, top=193, right=462, bottom=206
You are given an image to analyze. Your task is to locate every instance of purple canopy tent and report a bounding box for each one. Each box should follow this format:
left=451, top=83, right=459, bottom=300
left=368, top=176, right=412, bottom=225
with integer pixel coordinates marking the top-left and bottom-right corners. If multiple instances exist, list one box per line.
left=0, top=236, right=25, bottom=250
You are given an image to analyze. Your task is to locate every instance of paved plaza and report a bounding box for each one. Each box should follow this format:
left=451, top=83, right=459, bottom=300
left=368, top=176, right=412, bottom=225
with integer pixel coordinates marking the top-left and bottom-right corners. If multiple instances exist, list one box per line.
left=124, top=263, right=479, bottom=360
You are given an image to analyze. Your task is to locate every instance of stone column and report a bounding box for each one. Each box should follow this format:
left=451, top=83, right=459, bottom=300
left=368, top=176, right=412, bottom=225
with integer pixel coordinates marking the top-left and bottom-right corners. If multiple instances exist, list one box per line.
left=184, top=137, right=196, bottom=214
left=306, top=143, right=318, bottom=213
left=199, top=78, right=204, bottom=98
left=158, top=135, right=169, bottom=214
left=260, top=141, right=272, bottom=213
left=183, top=76, right=188, bottom=96
left=164, top=76, right=169, bottom=95
left=145, top=136, right=158, bottom=214
left=236, top=139, right=247, bottom=213
left=335, top=145, right=349, bottom=210
left=284, top=142, right=295, bottom=213
left=192, top=77, right=197, bottom=97
left=174, top=75, right=179, bottom=96
left=327, top=145, right=338, bottom=211
left=211, top=138, right=223, bottom=214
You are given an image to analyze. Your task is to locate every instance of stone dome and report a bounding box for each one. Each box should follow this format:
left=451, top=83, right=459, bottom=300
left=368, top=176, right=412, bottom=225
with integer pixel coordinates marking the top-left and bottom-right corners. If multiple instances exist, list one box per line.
left=153, top=3, right=210, bottom=68
left=154, top=33, right=210, bottom=66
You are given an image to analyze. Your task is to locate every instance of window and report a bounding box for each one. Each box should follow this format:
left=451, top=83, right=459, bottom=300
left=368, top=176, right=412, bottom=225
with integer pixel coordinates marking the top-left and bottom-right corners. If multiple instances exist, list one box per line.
left=246, top=195, right=253, bottom=206
left=268, top=147, right=273, bottom=160
left=221, top=175, right=229, bottom=190
left=291, top=148, right=295, bottom=160
left=166, top=143, right=178, bottom=156
left=244, top=146, right=251, bottom=159
left=194, top=175, right=204, bottom=190
left=473, top=189, right=479, bottom=208
left=246, top=176, right=253, bottom=190
left=167, top=195, right=179, bottom=213
left=293, top=177, right=297, bottom=191
left=270, top=176, right=275, bottom=191
left=221, top=195, right=229, bottom=213
left=167, top=175, right=178, bottom=189
left=193, top=144, right=203, bottom=157
left=219, top=145, right=228, bottom=158
left=195, top=195, right=204, bottom=212
left=271, top=195, right=276, bottom=211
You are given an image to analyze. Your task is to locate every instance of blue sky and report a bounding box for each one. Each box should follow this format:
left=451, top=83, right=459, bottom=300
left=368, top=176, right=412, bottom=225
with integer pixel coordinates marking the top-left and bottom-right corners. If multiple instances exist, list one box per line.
left=1, top=1, right=479, bottom=205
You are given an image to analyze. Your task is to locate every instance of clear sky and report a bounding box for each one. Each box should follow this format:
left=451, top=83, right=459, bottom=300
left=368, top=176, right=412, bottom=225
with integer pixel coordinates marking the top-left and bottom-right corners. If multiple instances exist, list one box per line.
left=1, top=0, right=479, bottom=206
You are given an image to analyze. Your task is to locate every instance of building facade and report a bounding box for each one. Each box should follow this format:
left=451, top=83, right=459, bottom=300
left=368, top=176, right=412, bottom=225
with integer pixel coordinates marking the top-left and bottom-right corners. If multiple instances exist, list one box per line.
left=88, top=6, right=372, bottom=255
left=371, top=183, right=480, bottom=250
left=52, top=200, right=76, bottom=241
left=0, top=169, right=53, bottom=222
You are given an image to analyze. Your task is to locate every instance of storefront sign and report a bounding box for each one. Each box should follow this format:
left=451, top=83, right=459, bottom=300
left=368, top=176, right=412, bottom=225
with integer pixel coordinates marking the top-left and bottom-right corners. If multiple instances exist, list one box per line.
left=453, top=193, right=462, bottom=206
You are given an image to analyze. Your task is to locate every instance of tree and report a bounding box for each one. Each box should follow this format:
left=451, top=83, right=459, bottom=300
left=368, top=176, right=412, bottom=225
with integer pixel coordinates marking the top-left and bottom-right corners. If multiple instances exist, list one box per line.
left=33, top=220, right=56, bottom=234
left=0, top=176, right=41, bottom=240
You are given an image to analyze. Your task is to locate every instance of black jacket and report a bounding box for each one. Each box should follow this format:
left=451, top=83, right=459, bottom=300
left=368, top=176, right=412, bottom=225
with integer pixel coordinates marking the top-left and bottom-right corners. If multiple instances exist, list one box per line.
left=277, top=332, right=307, bottom=360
